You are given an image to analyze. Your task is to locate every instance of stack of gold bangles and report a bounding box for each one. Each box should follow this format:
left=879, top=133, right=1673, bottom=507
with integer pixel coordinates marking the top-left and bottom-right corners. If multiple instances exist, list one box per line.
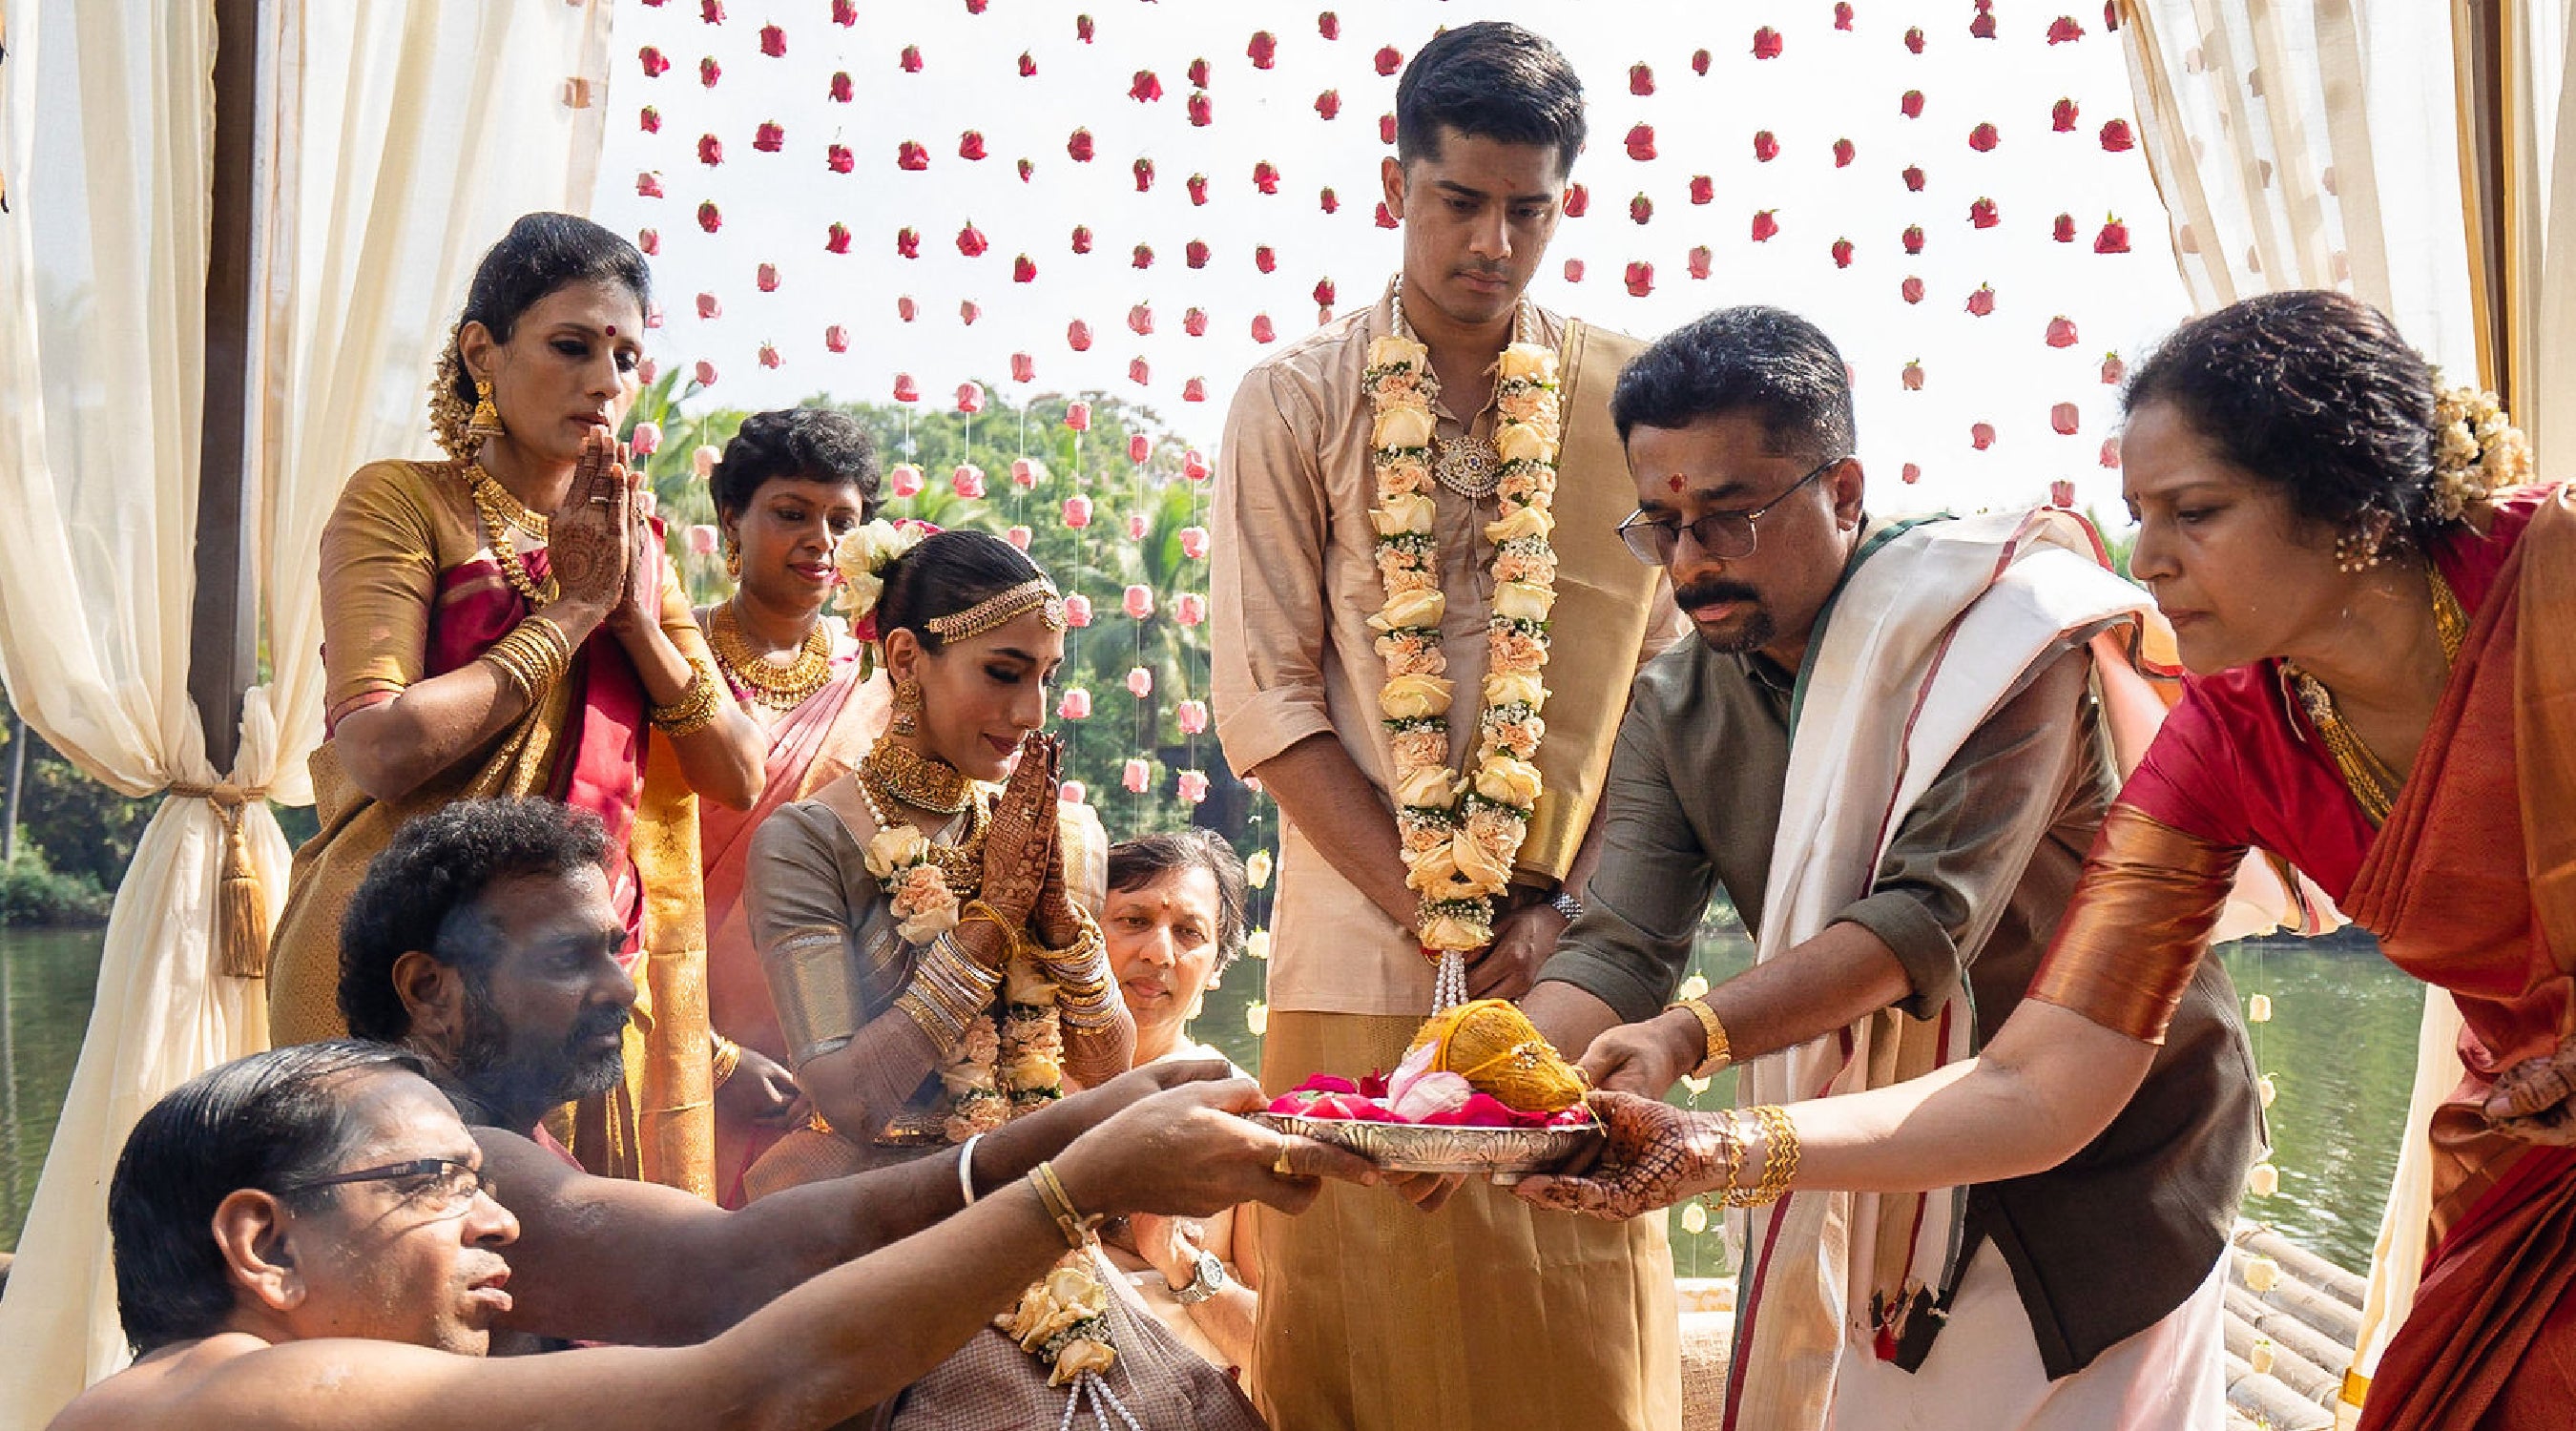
left=1669, top=994, right=1733, bottom=1077
left=1036, top=908, right=1120, bottom=1034
left=894, top=922, right=1008, bottom=1054
left=1721, top=1105, right=1800, bottom=1209
left=649, top=659, right=724, bottom=736
left=482, top=615, right=573, bottom=702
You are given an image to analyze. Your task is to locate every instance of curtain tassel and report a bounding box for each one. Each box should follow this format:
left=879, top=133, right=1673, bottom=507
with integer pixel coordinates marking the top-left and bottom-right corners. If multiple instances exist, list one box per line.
left=172, top=781, right=271, bottom=980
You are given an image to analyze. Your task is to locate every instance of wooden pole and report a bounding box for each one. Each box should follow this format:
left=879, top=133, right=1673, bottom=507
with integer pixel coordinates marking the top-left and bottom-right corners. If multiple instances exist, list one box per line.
left=186, top=0, right=269, bottom=778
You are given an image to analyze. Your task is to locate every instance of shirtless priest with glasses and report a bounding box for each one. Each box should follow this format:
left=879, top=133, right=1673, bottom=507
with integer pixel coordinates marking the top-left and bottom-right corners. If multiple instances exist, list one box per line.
left=1517, top=306, right=2259, bottom=1429
left=1211, top=21, right=1686, bottom=1431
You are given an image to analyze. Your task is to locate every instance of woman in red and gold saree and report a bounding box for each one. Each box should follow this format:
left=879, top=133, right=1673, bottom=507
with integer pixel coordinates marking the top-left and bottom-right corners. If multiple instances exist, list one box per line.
left=267, top=215, right=765, bottom=1199
left=695, top=408, right=891, bottom=1205
left=1523, top=292, right=2576, bottom=1431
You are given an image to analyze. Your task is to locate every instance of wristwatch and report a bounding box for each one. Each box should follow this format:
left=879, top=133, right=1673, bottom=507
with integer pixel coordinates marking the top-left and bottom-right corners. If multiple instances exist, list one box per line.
left=1172, top=1250, right=1230, bottom=1305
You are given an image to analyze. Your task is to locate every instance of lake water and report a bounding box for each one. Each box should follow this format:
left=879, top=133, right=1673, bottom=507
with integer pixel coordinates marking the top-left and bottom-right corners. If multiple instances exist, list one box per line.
left=3, top=922, right=2427, bottom=1276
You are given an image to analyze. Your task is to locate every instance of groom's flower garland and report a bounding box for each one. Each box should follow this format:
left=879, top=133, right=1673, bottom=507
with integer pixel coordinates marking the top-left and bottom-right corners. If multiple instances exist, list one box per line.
left=1363, top=312, right=1564, bottom=996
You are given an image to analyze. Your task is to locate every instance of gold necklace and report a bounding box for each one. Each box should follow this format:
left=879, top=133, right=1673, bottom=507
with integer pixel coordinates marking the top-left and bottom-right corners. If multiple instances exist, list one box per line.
left=852, top=769, right=990, bottom=900
left=860, top=738, right=975, bottom=816
left=1390, top=277, right=1529, bottom=501
left=2285, top=567, right=2466, bottom=827
left=466, top=464, right=559, bottom=607
left=710, top=602, right=835, bottom=711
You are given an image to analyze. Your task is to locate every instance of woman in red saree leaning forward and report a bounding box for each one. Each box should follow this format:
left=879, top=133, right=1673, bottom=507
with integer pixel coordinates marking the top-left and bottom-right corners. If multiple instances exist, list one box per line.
left=1528, top=290, right=2576, bottom=1430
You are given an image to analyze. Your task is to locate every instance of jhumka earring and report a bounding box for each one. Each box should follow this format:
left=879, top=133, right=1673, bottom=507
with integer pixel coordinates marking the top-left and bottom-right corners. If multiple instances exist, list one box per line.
left=467, top=378, right=506, bottom=443
left=722, top=536, right=742, bottom=578
left=890, top=677, right=924, bottom=736
left=2335, top=522, right=2388, bottom=574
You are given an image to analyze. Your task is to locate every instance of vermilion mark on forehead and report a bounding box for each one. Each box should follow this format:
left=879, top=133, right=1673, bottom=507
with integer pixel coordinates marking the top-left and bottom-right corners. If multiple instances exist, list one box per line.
left=1667, top=473, right=1687, bottom=492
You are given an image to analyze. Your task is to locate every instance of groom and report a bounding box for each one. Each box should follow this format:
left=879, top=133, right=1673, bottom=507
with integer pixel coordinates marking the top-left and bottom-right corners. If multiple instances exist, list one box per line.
left=1521, top=306, right=2261, bottom=1429
left=1211, top=21, right=1684, bottom=1431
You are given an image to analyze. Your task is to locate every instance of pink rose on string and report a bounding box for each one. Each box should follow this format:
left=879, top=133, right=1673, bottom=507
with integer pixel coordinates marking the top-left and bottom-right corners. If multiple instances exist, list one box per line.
left=1182, top=450, right=1211, bottom=482
left=1128, top=358, right=1151, bottom=385
left=1060, top=780, right=1087, bottom=804
left=1057, top=689, right=1093, bottom=720
left=2050, top=479, right=2077, bottom=508
left=1064, top=593, right=1093, bottom=628
left=1123, top=758, right=1152, bottom=794
left=1174, top=592, right=1205, bottom=627
left=686, top=524, right=719, bottom=555
left=955, top=382, right=985, bottom=414
left=1242, top=774, right=1264, bottom=795
left=890, top=464, right=924, bottom=498
left=757, top=263, right=779, bottom=292
left=1067, top=320, right=1093, bottom=352
left=1007, top=525, right=1032, bottom=550
left=1175, top=699, right=1209, bottom=735
left=1126, top=666, right=1153, bottom=697
left=696, top=292, right=721, bottom=320
left=952, top=465, right=987, bottom=499
left=758, top=342, right=780, bottom=370
left=1177, top=771, right=1210, bottom=804
left=1010, top=458, right=1042, bottom=488
left=1183, top=377, right=1208, bottom=403
left=1065, top=401, right=1092, bottom=431
left=1062, top=495, right=1092, bottom=529
left=892, top=373, right=920, bottom=403
left=1011, top=353, right=1036, bottom=384
left=1127, top=513, right=1149, bottom=541
left=1179, top=527, right=1211, bottom=559
left=693, top=445, right=721, bottom=479
left=637, top=227, right=659, bottom=255
left=824, top=325, right=849, bottom=353
left=637, top=358, right=657, bottom=385
left=636, top=172, right=663, bottom=197
left=1123, top=585, right=1155, bottom=619
left=897, top=296, right=918, bottom=321
left=693, top=360, right=718, bottom=386
left=630, top=422, right=663, bottom=457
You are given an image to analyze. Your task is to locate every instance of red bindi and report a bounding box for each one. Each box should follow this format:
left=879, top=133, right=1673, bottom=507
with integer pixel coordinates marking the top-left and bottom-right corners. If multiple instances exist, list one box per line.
left=1667, top=473, right=1687, bottom=493
left=604, top=324, right=618, bottom=337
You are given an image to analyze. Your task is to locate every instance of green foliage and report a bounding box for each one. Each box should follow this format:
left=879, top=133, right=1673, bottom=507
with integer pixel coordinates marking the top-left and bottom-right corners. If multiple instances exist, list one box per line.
left=622, top=385, right=1244, bottom=844
left=0, top=842, right=113, bottom=927
left=0, top=722, right=151, bottom=893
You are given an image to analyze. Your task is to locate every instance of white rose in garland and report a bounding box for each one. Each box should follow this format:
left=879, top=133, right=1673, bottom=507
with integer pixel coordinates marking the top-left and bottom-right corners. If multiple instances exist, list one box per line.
left=1363, top=280, right=1564, bottom=1010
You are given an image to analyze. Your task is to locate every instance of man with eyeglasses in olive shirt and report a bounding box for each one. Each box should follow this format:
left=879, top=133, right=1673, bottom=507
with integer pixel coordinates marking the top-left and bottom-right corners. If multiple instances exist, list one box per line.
left=1513, top=307, right=2258, bottom=1430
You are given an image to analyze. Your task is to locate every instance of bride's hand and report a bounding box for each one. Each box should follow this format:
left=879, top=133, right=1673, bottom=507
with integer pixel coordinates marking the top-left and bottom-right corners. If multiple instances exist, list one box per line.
left=2486, top=1030, right=2576, bottom=1144
left=974, top=733, right=1061, bottom=928
left=1511, top=1090, right=1725, bottom=1220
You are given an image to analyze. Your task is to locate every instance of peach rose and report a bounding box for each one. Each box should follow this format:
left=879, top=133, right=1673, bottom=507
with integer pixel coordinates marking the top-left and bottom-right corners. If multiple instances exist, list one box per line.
left=1371, top=403, right=1437, bottom=450
left=1497, top=342, right=1558, bottom=383
left=1494, top=422, right=1559, bottom=467
left=1369, top=587, right=1446, bottom=633
left=1367, top=333, right=1432, bottom=371
left=1379, top=673, right=1454, bottom=720
left=1494, top=580, right=1558, bottom=622
left=1484, top=671, right=1547, bottom=709
left=1474, top=755, right=1543, bottom=808
left=1370, top=492, right=1437, bottom=536
left=1485, top=504, right=1556, bottom=544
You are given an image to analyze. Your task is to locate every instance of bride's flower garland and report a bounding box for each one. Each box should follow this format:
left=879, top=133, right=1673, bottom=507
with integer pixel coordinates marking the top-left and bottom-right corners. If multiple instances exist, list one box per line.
left=1363, top=295, right=1564, bottom=1008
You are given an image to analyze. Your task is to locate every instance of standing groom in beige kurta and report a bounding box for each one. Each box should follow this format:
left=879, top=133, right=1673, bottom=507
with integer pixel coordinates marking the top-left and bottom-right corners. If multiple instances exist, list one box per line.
left=1211, top=23, right=1685, bottom=1431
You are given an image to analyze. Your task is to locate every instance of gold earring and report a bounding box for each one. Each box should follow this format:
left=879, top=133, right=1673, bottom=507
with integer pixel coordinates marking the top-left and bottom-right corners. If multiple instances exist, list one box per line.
left=2335, top=523, right=2387, bottom=574
left=891, top=677, right=923, bottom=736
left=722, top=536, right=742, bottom=578
left=467, top=378, right=505, bottom=443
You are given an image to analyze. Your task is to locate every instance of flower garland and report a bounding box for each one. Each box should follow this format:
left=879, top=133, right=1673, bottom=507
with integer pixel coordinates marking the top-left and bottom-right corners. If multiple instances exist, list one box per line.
left=2428, top=376, right=2533, bottom=522
left=1363, top=291, right=1564, bottom=1009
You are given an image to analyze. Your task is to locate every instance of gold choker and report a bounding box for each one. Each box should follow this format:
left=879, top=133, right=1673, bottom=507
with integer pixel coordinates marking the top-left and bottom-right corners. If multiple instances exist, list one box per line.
left=861, top=738, right=974, bottom=816
left=710, top=603, right=835, bottom=712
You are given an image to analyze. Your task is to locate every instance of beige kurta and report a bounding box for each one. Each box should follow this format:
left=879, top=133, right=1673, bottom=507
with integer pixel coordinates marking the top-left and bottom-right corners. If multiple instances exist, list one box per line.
left=1211, top=288, right=1685, bottom=1431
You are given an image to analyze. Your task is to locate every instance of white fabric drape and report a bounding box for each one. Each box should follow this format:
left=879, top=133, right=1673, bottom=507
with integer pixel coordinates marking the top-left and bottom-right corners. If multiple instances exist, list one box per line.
left=0, top=4, right=611, bottom=1426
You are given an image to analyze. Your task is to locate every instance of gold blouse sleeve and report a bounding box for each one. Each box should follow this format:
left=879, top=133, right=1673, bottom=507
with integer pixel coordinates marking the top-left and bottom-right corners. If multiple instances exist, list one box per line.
left=1057, top=799, right=1110, bottom=916
left=655, top=538, right=715, bottom=670
left=319, top=461, right=445, bottom=716
left=2026, top=804, right=2243, bottom=1045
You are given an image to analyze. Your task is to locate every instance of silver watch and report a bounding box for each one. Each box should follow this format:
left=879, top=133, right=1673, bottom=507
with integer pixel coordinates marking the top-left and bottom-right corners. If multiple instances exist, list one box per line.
left=1549, top=891, right=1585, bottom=923
left=1172, top=1250, right=1229, bottom=1305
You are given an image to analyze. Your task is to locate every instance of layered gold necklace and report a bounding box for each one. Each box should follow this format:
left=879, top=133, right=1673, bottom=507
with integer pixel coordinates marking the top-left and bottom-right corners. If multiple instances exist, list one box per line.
left=709, top=602, right=835, bottom=711
left=466, top=464, right=559, bottom=607
left=2284, top=567, right=2466, bottom=827
left=856, top=741, right=988, bottom=898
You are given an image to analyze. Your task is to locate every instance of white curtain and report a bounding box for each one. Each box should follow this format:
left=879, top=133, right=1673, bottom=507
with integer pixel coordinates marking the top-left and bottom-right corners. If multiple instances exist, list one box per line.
left=0, top=3, right=612, bottom=1425
left=2115, top=4, right=2576, bottom=1423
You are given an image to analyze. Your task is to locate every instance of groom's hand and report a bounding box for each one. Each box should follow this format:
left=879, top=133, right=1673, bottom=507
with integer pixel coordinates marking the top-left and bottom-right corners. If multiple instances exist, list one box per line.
left=1467, top=901, right=1569, bottom=1000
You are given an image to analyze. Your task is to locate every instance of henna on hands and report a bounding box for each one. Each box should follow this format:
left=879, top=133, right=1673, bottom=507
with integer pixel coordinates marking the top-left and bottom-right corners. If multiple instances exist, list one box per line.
left=1512, top=1089, right=1729, bottom=1220
left=2486, top=1029, right=2576, bottom=1144
left=548, top=432, right=630, bottom=612
left=977, top=734, right=1061, bottom=926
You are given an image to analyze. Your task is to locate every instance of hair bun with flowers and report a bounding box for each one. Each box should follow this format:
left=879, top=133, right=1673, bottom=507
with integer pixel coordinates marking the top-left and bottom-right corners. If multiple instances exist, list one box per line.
left=2427, top=373, right=2534, bottom=524
left=831, top=518, right=930, bottom=640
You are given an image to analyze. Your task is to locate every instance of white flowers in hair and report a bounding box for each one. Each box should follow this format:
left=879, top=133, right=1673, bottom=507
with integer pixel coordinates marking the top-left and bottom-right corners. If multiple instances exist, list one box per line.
left=2426, top=376, right=2533, bottom=524
left=830, top=518, right=926, bottom=624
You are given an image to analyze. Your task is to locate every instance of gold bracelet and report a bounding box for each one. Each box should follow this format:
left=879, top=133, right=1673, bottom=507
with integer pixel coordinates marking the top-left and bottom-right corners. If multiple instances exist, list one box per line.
left=649, top=660, right=723, bottom=736
left=481, top=618, right=568, bottom=702
left=1028, top=1161, right=1102, bottom=1249
left=1669, top=996, right=1732, bottom=1078
left=710, top=1034, right=743, bottom=1089
left=954, top=900, right=1025, bottom=956
left=1726, top=1105, right=1800, bottom=1209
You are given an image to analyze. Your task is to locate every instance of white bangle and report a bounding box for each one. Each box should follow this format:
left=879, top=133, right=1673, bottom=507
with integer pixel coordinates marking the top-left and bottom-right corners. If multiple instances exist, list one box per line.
left=956, top=1132, right=984, bottom=1207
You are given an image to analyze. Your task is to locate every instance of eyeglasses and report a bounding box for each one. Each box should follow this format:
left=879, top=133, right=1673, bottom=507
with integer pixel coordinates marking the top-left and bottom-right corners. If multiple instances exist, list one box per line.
left=1615, top=456, right=1844, bottom=566
left=278, top=1157, right=496, bottom=1212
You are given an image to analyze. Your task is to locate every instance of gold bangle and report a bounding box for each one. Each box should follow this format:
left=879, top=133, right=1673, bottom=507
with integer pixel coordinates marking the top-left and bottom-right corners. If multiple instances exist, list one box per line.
left=710, top=1034, right=743, bottom=1089
left=1028, top=1161, right=1101, bottom=1249
left=1726, top=1105, right=1800, bottom=1209
left=1668, top=996, right=1732, bottom=1078
left=649, top=660, right=723, bottom=736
